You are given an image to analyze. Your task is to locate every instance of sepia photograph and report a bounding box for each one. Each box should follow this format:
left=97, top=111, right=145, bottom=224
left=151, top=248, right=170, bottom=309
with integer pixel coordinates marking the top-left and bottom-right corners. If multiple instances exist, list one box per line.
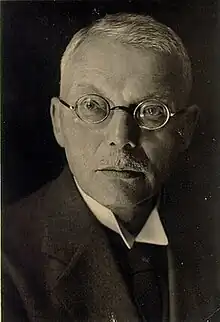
left=2, top=0, right=220, bottom=321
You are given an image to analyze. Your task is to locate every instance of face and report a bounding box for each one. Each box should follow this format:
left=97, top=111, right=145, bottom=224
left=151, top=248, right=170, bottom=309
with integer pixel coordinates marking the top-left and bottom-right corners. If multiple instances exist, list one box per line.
left=51, top=36, right=198, bottom=212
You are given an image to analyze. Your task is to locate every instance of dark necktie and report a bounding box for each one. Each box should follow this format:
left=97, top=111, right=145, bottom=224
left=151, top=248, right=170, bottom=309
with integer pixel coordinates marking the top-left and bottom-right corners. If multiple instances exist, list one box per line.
left=105, top=228, right=169, bottom=322
left=128, top=243, right=169, bottom=322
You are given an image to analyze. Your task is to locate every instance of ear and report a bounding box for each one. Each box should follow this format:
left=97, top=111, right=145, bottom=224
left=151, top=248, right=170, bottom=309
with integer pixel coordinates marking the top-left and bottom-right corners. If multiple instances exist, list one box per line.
left=50, top=97, right=65, bottom=148
left=177, top=104, right=200, bottom=151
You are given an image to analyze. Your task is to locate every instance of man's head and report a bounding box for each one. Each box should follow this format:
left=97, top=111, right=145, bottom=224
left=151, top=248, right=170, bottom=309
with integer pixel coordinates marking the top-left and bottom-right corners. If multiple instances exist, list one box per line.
left=51, top=13, right=199, bottom=214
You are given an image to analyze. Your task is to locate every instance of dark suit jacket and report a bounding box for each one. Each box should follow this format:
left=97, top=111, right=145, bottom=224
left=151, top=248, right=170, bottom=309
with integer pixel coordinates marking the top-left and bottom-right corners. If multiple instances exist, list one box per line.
left=3, top=167, right=220, bottom=321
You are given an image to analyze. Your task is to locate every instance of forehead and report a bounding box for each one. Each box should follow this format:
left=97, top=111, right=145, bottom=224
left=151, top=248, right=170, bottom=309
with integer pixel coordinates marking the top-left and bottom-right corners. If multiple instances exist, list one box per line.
left=62, top=36, right=182, bottom=104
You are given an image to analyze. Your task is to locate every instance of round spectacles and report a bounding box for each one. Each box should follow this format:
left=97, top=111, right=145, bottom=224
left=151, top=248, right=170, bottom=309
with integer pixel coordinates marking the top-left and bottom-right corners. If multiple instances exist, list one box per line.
left=59, top=94, right=181, bottom=130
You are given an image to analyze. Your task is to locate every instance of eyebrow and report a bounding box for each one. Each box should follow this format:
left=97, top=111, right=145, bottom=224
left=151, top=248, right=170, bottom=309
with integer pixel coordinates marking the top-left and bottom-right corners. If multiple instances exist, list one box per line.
left=73, top=83, right=109, bottom=99
left=145, top=90, right=170, bottom=100
left=130, top=92, right=171, bottom=107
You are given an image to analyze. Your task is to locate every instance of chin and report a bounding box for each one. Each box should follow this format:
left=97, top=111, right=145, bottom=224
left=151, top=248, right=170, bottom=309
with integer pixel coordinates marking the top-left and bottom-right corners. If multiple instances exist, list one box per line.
left=74, top=169, right=158, bottom=207
left=92, top=183, right=155, bottom=209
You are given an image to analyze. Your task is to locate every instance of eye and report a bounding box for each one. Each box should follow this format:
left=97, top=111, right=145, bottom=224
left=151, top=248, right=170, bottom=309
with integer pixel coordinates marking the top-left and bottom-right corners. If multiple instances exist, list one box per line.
left=83, top=98, right=99, bottom=111
left=143, top=105, right=164, bottom=118
left=75, top=94, right=109, bottom=123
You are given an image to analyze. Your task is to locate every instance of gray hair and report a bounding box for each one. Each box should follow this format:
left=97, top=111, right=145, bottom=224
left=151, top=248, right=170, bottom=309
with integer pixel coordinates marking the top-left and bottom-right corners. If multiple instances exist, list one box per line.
left=61, top=13, right=192, bottom=97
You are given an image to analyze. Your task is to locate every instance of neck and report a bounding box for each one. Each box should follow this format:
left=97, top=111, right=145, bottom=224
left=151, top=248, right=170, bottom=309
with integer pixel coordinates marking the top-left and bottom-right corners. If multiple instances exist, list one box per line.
left=110, top=195, right=158, bottom=235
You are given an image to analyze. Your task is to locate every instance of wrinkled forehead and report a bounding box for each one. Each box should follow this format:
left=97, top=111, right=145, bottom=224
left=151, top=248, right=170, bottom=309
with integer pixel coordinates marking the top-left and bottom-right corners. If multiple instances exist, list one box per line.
left=60, top=35, right=185, bottom=105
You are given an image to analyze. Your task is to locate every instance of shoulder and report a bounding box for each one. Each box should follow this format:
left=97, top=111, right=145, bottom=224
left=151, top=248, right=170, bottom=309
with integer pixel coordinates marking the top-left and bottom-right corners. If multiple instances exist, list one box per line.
left=4, top=181, right=50, bottom=228
left=3, top=180, right=53, bottom=266
left=3, top=167, right=79, bottom=261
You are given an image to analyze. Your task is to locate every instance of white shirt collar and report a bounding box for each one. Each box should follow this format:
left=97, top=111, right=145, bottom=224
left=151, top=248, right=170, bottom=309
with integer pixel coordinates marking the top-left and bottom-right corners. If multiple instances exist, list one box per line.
left=75, top=180, right=168, bottom=249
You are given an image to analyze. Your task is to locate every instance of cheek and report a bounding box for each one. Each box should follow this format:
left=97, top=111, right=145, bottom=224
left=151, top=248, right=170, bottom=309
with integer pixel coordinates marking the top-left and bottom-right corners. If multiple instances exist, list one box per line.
left=141, top=130, right=179, bottom=173
left=62, top=120, right=102, bottom=171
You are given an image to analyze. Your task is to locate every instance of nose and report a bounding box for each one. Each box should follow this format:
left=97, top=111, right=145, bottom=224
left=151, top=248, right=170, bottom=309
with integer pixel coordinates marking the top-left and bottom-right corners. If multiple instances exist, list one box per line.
left=105, top=109, right=139, bottom=150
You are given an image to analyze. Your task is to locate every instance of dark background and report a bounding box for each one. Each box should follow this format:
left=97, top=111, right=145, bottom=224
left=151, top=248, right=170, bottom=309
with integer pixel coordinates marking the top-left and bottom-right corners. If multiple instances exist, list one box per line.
left=2, top=0, right=220, bottom=225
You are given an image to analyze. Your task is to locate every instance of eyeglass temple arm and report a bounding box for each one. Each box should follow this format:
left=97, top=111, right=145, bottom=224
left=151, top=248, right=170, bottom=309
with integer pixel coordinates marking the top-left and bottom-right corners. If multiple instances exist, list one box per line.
left=58, top=98, right=74, bottom=110
left=170, top=107, right=188, bottom=118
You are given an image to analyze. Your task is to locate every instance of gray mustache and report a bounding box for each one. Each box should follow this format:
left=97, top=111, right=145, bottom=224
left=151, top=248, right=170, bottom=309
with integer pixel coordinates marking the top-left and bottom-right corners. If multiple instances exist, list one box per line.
left=98, top=154, right=149, bottom=172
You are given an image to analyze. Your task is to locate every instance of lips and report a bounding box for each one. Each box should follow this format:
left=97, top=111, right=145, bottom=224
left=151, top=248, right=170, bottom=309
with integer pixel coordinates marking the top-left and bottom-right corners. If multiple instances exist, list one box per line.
left=97, top=168, right=144, bottom=179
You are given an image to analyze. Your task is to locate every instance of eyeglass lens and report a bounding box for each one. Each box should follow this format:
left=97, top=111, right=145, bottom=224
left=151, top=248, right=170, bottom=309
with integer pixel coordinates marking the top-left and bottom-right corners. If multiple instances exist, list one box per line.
left=76, top=95, right=109, bottom=123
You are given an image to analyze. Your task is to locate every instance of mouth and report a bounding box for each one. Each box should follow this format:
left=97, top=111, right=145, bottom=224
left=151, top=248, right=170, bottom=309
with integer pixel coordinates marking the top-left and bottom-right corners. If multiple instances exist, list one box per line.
left=96, top=168, right=144, bottom=179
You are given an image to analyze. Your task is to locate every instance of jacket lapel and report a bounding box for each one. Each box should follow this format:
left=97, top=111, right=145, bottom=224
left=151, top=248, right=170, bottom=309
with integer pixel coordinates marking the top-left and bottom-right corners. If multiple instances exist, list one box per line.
left=41, top=167, right=139, bottom=321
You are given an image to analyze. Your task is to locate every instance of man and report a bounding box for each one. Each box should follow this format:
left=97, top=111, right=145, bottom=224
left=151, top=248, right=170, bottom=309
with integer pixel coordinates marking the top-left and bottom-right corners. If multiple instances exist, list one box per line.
left=3, top=13, right=220, bottom=322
